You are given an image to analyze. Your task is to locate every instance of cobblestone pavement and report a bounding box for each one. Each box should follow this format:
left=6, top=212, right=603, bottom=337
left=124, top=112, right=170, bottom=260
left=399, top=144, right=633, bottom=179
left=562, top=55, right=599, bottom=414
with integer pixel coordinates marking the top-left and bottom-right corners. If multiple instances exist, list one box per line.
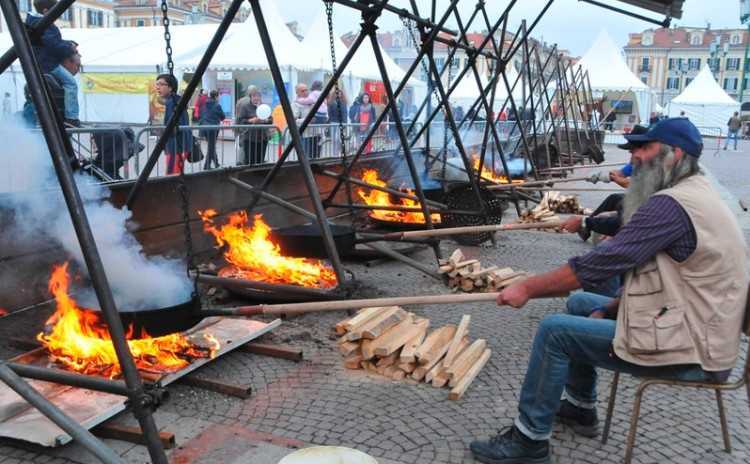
left=1, top=146, right=749, bottom=463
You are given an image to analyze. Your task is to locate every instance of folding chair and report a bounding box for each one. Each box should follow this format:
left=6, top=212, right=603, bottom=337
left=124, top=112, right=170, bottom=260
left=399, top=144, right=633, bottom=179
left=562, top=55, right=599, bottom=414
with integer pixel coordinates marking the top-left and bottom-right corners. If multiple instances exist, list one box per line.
left=601, top=285, right=750, bottom=464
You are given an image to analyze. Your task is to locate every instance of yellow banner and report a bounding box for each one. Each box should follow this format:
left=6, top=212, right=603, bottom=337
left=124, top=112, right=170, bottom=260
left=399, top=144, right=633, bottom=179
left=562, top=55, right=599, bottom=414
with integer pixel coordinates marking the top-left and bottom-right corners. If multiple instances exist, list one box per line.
left=81, top=73, right=155, bottom=94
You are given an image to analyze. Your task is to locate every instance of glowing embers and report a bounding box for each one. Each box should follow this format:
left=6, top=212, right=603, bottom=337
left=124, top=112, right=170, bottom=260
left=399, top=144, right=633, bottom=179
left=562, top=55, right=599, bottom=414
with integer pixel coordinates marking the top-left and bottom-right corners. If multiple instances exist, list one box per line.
left=471, top=155, right=525, bottom=185
left=199, top=210, right=337, bottom=289
left=37, top=263, right=219, bottom=379
left=356, top=169, right=441, bottom=225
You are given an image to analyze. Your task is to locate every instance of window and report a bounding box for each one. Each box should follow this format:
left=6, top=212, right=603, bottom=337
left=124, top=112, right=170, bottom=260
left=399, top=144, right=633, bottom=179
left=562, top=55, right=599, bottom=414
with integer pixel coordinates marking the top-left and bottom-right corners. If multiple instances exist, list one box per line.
left=731, top=33, right=742, bottom=45
left=707, top=57, right=720, bottom=70
left=668, top=58, right=683, bottom=71
left=61, top=9, right=71, bottom=21
left=19, top=0, right=32, bottom=12
left=641, top=76, right=648, bottom=84
left=136, top=19, right=145, bottom=27
left=726, top=57, right=741, bottom=71
left=641, top=33, right=653, bottom=46
left=743, top=78, right=749, bottom=92
left=687, top=58, right=701, bottom=70
left=666, top=77, right=680, bottom=90
left=685, top=77, right=693, bottom=86
left=690, top=33, right=701, bottom=46
left=86, top=9, right=103, bottom=26
left=640, top=57, right=650, bottom=72
left=724, top=78, right=738, bottom=91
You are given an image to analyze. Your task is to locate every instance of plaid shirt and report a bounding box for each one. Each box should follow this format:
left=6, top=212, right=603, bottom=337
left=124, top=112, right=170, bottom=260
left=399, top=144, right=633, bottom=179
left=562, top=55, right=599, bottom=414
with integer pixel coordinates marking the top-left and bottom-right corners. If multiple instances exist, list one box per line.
left=569, top=195, right=697, bottom=288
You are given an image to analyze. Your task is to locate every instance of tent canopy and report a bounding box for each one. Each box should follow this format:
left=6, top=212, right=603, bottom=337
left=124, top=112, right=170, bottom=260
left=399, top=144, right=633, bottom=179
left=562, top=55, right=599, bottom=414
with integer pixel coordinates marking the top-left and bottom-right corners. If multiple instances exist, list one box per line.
left=577, top=29, right=649, bottom=91
left=668, top=65, right=739, bottom=133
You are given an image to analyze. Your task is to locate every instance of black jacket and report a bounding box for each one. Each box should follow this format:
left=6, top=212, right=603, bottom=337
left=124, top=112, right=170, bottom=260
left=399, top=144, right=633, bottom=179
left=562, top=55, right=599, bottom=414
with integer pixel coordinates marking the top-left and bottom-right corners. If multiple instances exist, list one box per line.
left=199, top=100, right=226, bottom=126
left=25, top=14, right=74, bottom=73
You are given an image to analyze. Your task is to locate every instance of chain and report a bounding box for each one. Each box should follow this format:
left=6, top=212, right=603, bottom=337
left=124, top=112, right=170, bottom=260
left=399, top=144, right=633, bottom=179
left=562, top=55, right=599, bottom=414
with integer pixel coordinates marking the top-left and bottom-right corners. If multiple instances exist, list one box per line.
left=160, top=0, right=174, bottom=76
left=325, top=1, right=347, bottom=159
left=161, top=0, right=197, bottom=295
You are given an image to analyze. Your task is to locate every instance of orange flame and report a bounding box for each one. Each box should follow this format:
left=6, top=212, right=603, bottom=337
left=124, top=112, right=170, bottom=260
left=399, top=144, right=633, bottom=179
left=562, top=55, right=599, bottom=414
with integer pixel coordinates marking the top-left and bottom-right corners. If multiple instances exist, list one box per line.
left=356, top=169, right=441, bottom=224
left=198, top=210, right=337, bottom=289
left=472, top=156, right=524, bottom=184
left=37, top=263, right=219, bottom=379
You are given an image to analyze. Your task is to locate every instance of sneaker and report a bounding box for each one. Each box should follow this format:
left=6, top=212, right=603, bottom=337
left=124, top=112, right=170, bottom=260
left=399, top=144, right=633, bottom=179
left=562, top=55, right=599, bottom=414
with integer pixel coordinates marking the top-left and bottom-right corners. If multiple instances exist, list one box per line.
left=556, top=399, right=599, bottom=438
left=470, top=426, right=550, bottom=464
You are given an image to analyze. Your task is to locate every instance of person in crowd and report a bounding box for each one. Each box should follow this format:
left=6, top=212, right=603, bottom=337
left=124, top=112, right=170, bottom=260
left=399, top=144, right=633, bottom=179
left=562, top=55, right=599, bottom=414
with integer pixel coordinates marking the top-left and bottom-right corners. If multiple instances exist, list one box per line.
left=589, top=106, right=601, bottom=130
left=724, top=111, right=742, bottom=151
left=326, top=85, right=348, bottom=156
left=198, top=90, right=225, bottom=170
left=454, top=105, right=465, bottom=123
left=648, top=112, right=659, bottom=126
left=603, top=111, right=616, bottom=131
left=349, top=92, right=376, bottom=154
left=292, top=83, right=322, bottom=159
left=237, top=86, right=271, bottom=165
left=26, top=0, right=79, bottom=126
left=193, top=89, right=207, bottom=122
left=155, top=74, right=192, bottom=175
left=470, top=117, right=748, bottom=464
left=295, top=80, right=328, bottom=124
left=235, top=85, right=253, bottom=121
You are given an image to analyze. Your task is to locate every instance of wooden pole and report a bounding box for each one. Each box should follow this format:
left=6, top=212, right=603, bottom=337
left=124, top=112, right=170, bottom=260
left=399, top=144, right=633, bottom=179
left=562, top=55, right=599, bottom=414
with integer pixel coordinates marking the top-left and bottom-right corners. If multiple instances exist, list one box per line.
left=381, top=220, right=562, bottom=240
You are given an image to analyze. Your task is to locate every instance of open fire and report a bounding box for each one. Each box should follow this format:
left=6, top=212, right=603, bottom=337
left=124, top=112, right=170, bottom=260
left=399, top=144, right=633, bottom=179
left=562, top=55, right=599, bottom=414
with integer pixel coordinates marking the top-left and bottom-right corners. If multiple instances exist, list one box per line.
left=37, top=263, right=219, bottom=379
left=357, top=169, right=441, bottom=224
left=472, top=156, right=524, bottom=185
left=199, top=210, right=337, bottom=289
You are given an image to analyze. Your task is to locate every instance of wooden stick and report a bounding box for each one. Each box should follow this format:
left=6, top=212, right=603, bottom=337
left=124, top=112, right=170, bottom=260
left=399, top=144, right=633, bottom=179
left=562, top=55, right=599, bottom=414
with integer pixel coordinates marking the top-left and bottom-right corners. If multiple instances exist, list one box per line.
left=209, top=292, right=570, bottom=318
left=449, top=348, right=492, bottom=400
left=382, top=220, right=562, bottom=240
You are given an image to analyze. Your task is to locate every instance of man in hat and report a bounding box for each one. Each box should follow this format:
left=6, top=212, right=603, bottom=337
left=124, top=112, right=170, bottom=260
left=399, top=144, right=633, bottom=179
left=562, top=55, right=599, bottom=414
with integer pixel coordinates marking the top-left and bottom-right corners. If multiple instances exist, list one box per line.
left=561, top=125, right=649, bottom=241
left=469, top=118, right=748, bottom=464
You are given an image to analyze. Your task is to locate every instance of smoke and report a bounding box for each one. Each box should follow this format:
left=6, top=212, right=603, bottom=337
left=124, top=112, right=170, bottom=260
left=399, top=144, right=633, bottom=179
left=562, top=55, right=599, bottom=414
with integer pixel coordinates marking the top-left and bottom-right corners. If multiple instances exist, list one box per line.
left=0, top=122, right=192, bottom=310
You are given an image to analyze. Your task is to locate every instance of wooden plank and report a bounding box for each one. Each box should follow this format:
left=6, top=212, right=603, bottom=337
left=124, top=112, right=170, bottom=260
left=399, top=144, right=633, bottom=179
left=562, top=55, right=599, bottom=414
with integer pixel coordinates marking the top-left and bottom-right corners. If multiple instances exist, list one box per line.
left=391, top=370, right=406, bottom=381
left=448, top=249, right=464, bottom=266
left=426, top=337, right=469, bottom=383
left=415, top=325, right=456, bottom=365
left=343, top=352, right=363, bottom=369
left=443, top=315, right=471, bottom=369
left=338, top=341, right=360, bottom=357
left=358, top=307, right=407, bottom=340
left=372, top=318, right=430, bottom=357
left=360, top=339, right=376, bottom=360
left=396, top=361, right=416, bottom=373
left=447, top=339, right=488, bottom=385
left=449, top=348, right=492, bottom=400
left=375, top=351, right=400, bottom=369
left=177, top=376, right=252, bottom=400
left=341, top=306, right=383, bottom=331
left=240, top=343, right=303, bottom=362
left=93, top=423, right=175, bottom=449
left=399, top=325, right=428, bottom=363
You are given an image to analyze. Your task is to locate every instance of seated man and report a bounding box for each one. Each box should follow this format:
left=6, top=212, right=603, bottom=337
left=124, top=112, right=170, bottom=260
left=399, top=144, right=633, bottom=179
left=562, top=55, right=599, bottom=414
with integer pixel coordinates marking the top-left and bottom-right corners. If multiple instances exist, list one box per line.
left=469, top=117, right=749, bottom=464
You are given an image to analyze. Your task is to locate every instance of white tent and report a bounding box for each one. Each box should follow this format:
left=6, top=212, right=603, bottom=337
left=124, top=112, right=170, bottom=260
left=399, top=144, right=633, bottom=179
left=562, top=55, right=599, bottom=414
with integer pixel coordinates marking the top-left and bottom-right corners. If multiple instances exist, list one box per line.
left=299, top=8, right=426, bottom=102
left=577, top=29, right=653, bottom=123
left=449, top=64, right=523, bottom=112
left=668, top=65, right=740, bottom=133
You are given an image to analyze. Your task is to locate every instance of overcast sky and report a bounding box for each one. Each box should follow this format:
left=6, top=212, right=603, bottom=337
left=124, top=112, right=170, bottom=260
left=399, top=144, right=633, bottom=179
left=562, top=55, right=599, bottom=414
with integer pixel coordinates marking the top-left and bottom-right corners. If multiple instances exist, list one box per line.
left=275, top=0, right=744, bottom=56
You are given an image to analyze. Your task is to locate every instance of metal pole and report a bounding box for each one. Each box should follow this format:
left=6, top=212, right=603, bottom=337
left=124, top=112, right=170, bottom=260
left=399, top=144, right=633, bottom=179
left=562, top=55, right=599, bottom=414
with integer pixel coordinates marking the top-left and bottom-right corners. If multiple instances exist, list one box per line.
left=7, top=363, right=131, bottom=396
left=126, top=0, right=245, bottom=208
left=0, top=2, right=168, bottom=462
left=0, top=364, right=125, bottom=464
left=250, top=0, right=346, bottom=283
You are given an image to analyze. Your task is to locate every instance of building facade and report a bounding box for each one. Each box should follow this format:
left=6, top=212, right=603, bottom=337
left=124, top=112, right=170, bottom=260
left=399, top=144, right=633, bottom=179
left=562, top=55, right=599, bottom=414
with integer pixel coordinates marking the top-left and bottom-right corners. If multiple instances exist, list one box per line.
left=2, top=0, right=116, bottom=31
left=624, top=26, right=750, bottom=106
left=113, top=0, right=231, bottom=27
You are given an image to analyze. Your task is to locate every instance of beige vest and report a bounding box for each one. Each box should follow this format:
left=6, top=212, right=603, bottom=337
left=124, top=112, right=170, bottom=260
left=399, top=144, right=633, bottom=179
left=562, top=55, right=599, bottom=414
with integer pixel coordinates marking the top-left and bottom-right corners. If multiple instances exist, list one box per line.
left=613, top=175, right=749, bottom=371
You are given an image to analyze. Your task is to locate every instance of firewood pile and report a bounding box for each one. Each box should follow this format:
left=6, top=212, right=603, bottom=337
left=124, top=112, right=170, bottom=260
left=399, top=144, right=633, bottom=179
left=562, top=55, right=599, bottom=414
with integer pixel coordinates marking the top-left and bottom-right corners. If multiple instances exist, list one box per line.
left=519, top=191, right=583, bottom=225
left=335, top=310, right=491, bottom=400
left=438, top=249, right=527, bottom=293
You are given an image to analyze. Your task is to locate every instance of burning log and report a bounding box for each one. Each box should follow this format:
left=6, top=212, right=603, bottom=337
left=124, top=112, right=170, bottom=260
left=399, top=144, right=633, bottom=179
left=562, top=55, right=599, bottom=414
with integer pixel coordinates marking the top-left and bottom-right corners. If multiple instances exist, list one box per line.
left=356, top=169, right=441, bottom=225
left=37, top=263, right=220, bottom=379
left=438, top=249, right=528, bottom=293
left=335, top=310, right=490, bottom=400
left=199, top=210, right=337, bottom=289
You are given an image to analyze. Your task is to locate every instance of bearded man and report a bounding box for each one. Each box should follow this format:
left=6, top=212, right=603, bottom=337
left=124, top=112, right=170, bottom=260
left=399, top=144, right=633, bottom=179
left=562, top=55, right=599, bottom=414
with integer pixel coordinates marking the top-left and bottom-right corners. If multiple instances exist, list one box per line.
left=469, top=118, right=749, bottom=464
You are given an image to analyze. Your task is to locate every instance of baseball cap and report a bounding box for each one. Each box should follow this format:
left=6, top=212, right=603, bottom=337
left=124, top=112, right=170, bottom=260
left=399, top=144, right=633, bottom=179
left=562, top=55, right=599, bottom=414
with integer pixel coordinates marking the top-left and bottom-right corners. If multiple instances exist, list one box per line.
left=623, top=117, right=703, bottom=157
left=617, top=125, right=649, bottom=150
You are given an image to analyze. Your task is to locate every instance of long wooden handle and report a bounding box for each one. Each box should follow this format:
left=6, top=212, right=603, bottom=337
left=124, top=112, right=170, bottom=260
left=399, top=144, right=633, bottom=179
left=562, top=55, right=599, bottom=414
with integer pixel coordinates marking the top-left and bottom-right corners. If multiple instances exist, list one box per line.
left=204, top=291, right=569, bottom=317
left=384, top=220, right=562, bottom=240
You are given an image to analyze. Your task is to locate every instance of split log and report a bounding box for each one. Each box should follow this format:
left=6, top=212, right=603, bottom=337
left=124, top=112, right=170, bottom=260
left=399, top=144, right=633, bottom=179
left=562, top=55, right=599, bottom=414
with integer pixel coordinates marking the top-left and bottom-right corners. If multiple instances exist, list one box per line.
left=371, top=318, right=430, bottom=357
left=443, top=315, right=471, bottom=369
left=399, top=324, right=429, bottom=363
left=449, top=348, right=492, bottom=400
left=446, top=339, right=488, bottom=385
left=344, top=352, right=363, bottom=369
left=415, top=326, right=456, bottom=365
left=359, top=307, right=408, bottom=340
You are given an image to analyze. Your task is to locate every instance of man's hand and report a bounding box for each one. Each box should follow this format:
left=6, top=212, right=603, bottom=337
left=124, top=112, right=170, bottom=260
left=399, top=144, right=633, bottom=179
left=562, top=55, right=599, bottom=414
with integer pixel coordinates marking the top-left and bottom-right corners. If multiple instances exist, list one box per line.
left=561, top=215, right=583, bottom=233
left=609, top=170, right=629, bottom=188
left=496, top=282, right=530, bottom=309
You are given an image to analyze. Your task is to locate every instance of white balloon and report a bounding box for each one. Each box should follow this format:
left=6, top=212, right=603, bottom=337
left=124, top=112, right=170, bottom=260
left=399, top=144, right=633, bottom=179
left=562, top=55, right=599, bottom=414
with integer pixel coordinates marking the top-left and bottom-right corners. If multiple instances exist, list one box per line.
left=256, top=104, right=272, bottom=119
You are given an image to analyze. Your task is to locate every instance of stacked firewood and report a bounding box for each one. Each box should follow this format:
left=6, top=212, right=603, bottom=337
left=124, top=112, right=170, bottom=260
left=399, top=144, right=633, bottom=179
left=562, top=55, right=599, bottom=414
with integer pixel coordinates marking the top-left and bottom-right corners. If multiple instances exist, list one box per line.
left=335, top=310, right=491, bottom=400
left=542, top=191, right=586, bottom=214
left=438, top=249, right=527, bottom=292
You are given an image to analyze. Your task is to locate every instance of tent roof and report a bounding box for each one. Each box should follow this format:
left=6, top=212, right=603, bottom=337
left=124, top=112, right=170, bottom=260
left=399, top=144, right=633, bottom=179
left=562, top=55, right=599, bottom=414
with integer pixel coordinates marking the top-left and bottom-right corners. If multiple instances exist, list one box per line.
left=299, top=7, right=424, bottom=87
left=577, top=29, right=649, bottom=91
left=450, top=64, right=522, bottom=104
left=671, top=65, right=739, bottom=106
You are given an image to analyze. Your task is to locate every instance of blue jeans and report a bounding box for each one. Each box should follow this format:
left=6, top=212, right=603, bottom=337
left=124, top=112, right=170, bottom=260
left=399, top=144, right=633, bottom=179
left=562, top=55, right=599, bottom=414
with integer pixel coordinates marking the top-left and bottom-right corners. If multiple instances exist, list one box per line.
left=514, top=292, right=714, bottom=440
left=724, top=129, right=739, bottom=150
left=50, top=65, right=79, bottom=120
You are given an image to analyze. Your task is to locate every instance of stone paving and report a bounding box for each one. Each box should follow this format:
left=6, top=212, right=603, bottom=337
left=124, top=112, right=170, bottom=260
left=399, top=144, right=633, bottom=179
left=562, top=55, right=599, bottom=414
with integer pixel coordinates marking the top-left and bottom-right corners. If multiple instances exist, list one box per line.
left=1, top=145, right=749, bottom=463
